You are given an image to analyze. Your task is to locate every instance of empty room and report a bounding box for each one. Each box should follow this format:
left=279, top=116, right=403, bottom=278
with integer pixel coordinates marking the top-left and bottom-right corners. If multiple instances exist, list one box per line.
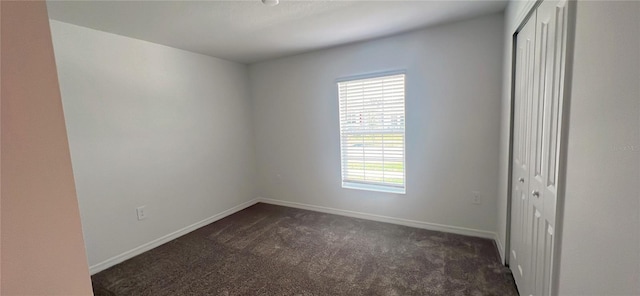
left=1, top=0, right=638, bottom=295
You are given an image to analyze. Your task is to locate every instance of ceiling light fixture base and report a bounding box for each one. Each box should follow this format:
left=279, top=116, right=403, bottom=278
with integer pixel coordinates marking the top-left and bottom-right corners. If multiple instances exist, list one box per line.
left=261, top=0, right=279, bottom=7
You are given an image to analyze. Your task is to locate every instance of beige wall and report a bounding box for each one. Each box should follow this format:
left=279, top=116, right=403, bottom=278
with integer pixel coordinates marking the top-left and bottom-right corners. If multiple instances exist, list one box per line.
left=1, top=1, right=93, bottom=295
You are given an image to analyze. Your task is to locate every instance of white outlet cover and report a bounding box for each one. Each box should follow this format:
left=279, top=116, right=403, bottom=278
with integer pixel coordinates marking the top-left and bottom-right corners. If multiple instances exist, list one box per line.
left=472, top=191, right=481, bottom=204
left=136, top=206, right=147, bottom=220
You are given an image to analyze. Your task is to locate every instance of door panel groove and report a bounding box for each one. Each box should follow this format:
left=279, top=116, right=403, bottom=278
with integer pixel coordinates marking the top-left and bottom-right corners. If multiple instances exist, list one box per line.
left=509, top=1, right=568, bottom=295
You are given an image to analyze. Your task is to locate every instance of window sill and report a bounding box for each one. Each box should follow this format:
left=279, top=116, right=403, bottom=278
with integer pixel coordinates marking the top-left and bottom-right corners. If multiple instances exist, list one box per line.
left=342, top=182, right=405, bottom=194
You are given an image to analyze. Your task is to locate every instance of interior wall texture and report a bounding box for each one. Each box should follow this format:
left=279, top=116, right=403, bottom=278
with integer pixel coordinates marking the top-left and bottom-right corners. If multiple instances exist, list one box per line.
left=1, top=2, right=92, bottom=294
left=558, top=1, right=640, bottom=294
left=50, top=20, right=257, bottom=269
left=250, top=13, right=505, bottom=236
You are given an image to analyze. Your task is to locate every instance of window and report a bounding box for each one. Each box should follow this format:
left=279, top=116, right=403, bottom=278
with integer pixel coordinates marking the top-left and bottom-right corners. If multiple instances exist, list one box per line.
left=338, top=72, right=406, bottom=194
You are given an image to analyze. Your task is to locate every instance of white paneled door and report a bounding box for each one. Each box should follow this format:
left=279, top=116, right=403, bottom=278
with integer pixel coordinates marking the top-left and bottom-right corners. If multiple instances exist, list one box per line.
left=510, top=1, right=569, bottom=295
left=511, top=9, right=535, bottom=294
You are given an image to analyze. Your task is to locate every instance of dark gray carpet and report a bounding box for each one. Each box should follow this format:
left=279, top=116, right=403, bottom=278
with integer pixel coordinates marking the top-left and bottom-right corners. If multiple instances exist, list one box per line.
left=92, top=203, right=518, bottom=296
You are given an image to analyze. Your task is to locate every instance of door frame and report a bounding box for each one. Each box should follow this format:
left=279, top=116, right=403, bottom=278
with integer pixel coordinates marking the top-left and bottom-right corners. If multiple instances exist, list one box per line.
left=504, top=1, right=577, bottom=295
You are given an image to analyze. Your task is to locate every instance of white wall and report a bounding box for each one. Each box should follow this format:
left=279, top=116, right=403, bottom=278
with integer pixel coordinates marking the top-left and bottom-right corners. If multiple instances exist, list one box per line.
left=558, top=1, right=640, bottom=295
left=50, top=20, right=256, bottom=270
left=250, top=14, right=504, bottom=238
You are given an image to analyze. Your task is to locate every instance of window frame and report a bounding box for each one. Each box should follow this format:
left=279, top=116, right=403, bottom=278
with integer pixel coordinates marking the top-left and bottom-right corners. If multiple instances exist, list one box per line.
left=336, top=70, right=407, bottom=194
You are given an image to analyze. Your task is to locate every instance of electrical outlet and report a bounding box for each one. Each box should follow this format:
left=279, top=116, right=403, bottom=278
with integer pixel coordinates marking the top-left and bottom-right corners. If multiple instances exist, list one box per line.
left=136, top=206, right=147, bottom=220
left=472, top=191, right=481, bottom=205
left=275, top=173, right=283, bottom=184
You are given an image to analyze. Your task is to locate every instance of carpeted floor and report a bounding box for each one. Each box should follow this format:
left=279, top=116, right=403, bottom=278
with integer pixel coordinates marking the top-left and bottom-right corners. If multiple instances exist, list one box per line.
left=92, top=203, right=518, bottom=296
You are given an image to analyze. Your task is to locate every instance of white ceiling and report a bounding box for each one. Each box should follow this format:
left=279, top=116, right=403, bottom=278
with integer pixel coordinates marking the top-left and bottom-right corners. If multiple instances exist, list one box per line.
left=46, top=0, right=507, bottom=64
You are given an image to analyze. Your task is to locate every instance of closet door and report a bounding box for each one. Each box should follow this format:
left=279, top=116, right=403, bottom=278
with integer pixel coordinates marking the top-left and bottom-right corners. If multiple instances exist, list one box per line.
left=510, top=0, right=569, bottom=295
left=510, top=10, right=536, bottom=294
left=529, top=0, right=568, bottom=295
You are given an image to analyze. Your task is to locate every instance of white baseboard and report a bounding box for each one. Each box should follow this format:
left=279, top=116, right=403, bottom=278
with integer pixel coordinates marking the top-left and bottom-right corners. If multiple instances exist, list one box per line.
left=89, top=198, right=260, bottom=275
left=494, top=234, right=506, bottom=263
left=256, top=197, right=497, bottom=240
left=90, top=197, right=503, bottom=275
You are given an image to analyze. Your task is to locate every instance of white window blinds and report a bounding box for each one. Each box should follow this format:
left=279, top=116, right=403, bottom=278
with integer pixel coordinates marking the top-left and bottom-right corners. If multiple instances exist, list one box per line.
left=338, top=73, right=406, bottom=194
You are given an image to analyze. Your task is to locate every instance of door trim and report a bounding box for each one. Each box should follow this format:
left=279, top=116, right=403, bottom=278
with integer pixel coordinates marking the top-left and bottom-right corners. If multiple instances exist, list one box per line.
left=549, top=2, right=577, bottom=295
